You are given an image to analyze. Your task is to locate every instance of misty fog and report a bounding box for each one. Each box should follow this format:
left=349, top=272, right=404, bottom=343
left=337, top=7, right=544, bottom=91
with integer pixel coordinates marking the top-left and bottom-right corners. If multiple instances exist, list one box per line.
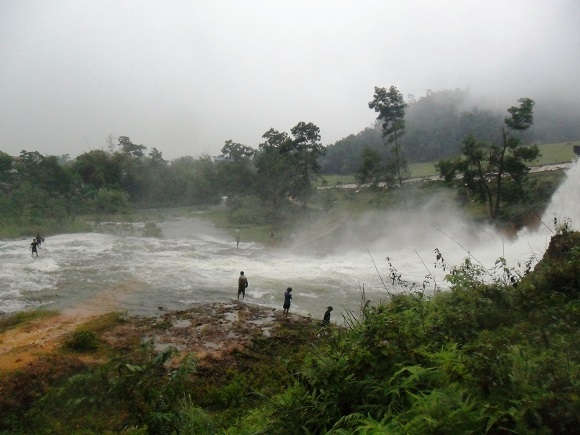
left=2, top=1, right=579, bottom=160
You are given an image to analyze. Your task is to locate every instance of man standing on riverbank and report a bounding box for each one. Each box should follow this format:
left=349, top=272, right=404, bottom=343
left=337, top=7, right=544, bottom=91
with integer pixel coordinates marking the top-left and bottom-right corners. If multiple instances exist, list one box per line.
left=283, top=287, right=292, bottom=318
left=238, top=271, right=248, bottom=300
left=322, top=306, right=333, bottom=326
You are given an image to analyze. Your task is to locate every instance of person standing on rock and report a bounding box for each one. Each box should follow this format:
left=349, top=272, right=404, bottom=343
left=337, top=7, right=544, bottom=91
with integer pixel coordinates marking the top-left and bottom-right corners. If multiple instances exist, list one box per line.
left=282, top=287, right=293, bottom=318
left=238, top=271, right=248, bottom=300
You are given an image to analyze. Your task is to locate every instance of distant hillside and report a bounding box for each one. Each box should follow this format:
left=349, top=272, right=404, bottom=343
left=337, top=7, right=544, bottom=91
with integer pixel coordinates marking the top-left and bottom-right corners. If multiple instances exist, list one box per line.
left=320, top=89, right=580, bottom=175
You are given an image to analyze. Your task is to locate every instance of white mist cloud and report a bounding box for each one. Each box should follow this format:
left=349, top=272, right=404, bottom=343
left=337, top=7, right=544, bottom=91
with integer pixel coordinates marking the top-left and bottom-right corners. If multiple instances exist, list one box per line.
left=1, top=0, right=579, bottom=159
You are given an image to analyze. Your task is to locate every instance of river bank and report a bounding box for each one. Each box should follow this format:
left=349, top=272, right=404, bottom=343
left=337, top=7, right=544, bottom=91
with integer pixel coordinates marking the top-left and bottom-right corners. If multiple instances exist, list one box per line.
left=0, top=300, right=317, bottom=373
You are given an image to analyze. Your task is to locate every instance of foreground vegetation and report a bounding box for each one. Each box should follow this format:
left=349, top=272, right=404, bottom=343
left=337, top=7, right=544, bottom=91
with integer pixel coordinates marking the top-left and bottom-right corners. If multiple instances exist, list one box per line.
left=0, top=229, right=578, bottom=434
left=254, top=230, right=580, bottom=434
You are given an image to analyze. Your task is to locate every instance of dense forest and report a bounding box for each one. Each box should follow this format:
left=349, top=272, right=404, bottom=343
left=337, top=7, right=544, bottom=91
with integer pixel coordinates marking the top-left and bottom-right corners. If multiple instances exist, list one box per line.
left=0, top=122, right=325, bottom=236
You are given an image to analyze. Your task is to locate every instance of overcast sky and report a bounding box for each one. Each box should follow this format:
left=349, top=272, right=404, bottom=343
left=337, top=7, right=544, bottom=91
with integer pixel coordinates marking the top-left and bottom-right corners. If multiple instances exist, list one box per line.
left=1, top=0, right=579, bottom=160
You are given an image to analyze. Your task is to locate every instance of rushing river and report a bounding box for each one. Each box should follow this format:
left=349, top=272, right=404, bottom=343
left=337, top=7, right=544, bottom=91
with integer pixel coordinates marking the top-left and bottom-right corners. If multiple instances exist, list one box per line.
left=1, top=160, right=578, bottom=319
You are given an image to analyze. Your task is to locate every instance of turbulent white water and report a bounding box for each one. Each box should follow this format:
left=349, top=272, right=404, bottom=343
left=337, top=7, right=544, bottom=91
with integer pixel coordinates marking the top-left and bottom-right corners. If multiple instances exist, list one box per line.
left=1, top=160, right=578, bottom=319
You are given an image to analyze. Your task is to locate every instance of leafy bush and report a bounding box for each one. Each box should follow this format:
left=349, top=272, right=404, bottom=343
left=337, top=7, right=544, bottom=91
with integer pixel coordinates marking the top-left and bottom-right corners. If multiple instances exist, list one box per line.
left=65, top=330, right=99, bottom=352
left=176, top=397, right=216, bottom=435
left=16, top=347, right=197, bottom=434
left=93, top=187, right=130, bottom=214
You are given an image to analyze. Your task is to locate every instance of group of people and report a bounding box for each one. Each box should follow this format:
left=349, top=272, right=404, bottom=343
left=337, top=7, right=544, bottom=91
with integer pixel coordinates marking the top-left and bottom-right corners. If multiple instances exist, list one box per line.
left=237, top=271, right=333, bottom=325
left=29, top=233, right=44, bottom=257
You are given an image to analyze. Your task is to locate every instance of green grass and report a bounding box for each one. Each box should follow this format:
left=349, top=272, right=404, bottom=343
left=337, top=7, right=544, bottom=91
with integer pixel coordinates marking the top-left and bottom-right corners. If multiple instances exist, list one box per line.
left=319, top=174, right=356, bottom=185
left=257, top=231, right=580, bottom=434
left=0, top=216, right=90, bottom=239
left=321, top=140, right=579, bottom=182
left=408, top=161, right=438, bottom=178
left=407, top=141, right=578, bottom=178
left=535, top=140, right=579, bottom=165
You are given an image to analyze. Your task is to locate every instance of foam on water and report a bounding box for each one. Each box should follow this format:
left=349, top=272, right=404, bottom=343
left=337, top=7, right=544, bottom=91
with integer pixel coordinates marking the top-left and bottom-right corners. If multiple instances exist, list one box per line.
left=1, top=160, right=578, bottom=318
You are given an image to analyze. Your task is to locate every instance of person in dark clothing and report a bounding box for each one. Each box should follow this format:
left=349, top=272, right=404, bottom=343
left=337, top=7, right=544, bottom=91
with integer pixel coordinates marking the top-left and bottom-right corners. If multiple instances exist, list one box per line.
left=36, top=233, right=44, bottom=246
left=237, top=271, right=248, bottom=300
left=282, top=287, right=293, bottom=318
left=30, top=238, right=39, bottom=257
left=322, top=306, right=333, bottom=326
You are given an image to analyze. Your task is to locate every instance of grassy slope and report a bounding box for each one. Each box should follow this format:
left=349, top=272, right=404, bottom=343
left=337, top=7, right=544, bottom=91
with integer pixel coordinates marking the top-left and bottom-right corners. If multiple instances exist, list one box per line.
left=0, top=305, right=322, bottom=434
left=321, top=140, right=579, bottom=184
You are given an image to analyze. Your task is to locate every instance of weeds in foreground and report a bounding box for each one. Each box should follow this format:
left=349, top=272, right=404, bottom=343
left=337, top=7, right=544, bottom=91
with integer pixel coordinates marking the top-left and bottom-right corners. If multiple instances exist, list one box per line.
left=260, top=231, right=580, bottom=434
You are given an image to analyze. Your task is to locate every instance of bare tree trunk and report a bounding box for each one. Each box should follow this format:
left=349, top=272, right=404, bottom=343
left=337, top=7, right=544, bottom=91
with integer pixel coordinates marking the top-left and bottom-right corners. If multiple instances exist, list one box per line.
left=493, top=129, right=509, bottom=220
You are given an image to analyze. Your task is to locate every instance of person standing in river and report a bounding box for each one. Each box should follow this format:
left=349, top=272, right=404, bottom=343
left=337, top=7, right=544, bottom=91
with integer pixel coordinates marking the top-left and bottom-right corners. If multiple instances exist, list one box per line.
left=30, top=238, right=39, bottom=257
left=282, top=287, right=293, bottom=318
left=237, top=271, right=248, bottom=300
left=236, top=230, right=240, bottom=248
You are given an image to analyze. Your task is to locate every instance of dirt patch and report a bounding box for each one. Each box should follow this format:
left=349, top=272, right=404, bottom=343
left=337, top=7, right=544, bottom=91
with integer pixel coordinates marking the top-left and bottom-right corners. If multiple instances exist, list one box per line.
left=0, top=313, right=103, bottom=371
left=127, top=301, right=309, bottom=367
left=0, top=300, right=312, bottom=373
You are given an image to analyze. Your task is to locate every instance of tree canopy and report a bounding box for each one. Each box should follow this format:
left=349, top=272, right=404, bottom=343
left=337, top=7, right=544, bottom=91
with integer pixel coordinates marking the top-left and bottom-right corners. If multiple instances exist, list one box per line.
left=436, top=98, right=539, bottom=220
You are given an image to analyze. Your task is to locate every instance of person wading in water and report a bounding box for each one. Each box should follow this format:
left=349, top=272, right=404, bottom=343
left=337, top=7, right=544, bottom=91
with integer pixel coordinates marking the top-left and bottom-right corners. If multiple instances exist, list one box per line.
left=30, top=238, right=39, bottom=257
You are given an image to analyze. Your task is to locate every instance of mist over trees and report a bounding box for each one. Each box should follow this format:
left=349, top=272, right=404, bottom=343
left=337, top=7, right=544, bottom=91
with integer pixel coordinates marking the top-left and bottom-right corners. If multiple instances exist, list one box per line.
left=320, top=89, right=580, bottom=175
left=0, top=122, right=326, bottom=233
left=0, top=140, right=221, bottom=235
left=368, top=85, right=408, bottom=186
left=436, top=98, right=539, bottom=220
left=1, top=87, right=579, bottom=235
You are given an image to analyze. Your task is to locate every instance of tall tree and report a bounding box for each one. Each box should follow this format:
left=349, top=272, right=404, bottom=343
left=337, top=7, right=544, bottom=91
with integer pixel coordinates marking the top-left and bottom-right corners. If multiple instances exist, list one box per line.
left=114, top=137, right=148, bottom=201
left=117, top=136, right=147, bottom=158
left=368, top=85, right=408, bottom=186
left=165, top=155, right=220, bottom=206
left=220, top=140, right=255, bottom=161
left=15, top=151, right=75, bottom=195
left=216, top=140, right=256, bottom=196
left=148, top=147, right=167, bottom=168
left=254, top=129, right=294, bottom=207
left=436, top=98, right=539, bottom=220
left=73, top=150, right=122, bottom=190
left=281, top=122, right=325, bottom=208
left=355, top=147, right=385, bottom=188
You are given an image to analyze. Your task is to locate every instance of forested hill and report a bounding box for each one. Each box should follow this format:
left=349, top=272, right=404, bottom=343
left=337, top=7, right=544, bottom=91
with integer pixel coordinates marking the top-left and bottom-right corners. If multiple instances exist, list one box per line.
left=320, top=89, right=580, bottom=174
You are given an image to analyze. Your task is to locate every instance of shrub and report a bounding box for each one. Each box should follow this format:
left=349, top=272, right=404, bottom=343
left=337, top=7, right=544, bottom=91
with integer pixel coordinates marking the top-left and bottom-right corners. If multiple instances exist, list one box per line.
left=65, top=330, right=99, bottom=352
